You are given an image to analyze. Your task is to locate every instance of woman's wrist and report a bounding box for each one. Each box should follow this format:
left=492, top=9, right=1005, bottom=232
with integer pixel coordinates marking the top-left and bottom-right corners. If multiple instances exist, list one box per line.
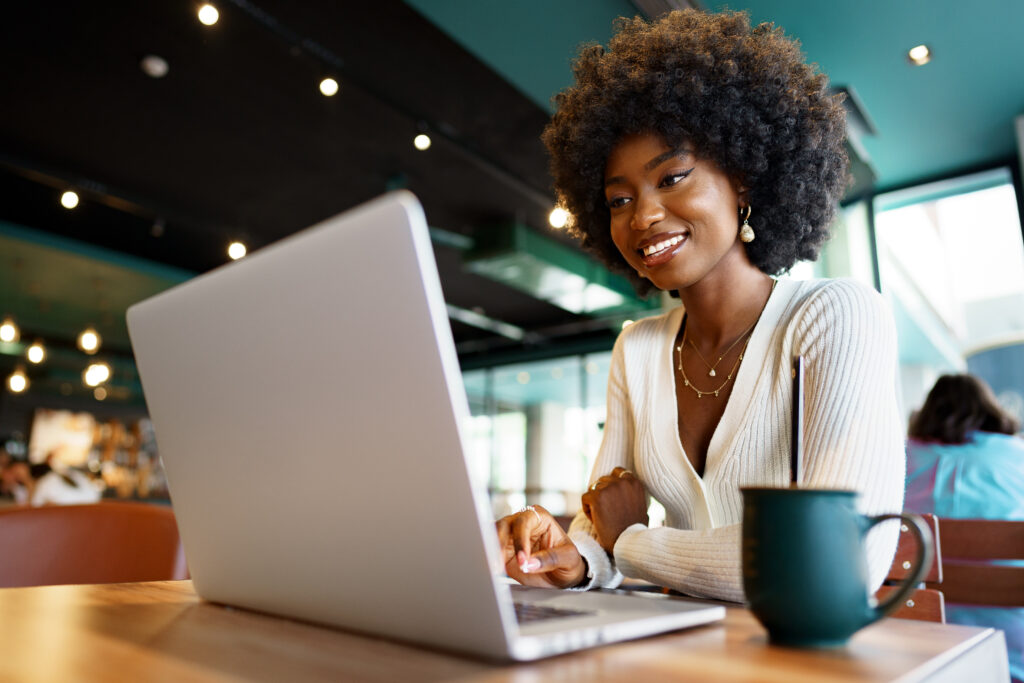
left=571, top=556, right=591, bottom=588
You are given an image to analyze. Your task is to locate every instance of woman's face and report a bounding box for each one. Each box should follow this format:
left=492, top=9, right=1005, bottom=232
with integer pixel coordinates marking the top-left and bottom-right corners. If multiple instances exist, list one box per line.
left=604, top=132, right=750, bottom=292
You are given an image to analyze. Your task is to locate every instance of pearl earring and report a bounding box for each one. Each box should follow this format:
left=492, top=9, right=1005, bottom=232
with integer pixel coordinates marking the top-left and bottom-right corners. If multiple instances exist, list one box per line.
left=739, top=206, right=755, bottom=243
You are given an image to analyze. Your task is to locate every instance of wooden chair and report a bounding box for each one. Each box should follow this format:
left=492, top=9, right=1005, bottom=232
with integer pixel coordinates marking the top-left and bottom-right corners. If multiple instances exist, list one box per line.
left=875, top=513, right=946, bottom=622
left=929, top=518, right=1024, bottom=606
left=0, top=501, right=188, bottom=588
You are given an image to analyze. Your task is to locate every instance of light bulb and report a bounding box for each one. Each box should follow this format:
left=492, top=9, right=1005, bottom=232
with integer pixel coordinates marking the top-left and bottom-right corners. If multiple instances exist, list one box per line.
left=908, top=45, right=931, bottom=65
left=0, top=318, right=18, bottom=343
left=61, top=191, right=79, bottom=209
left=27, top=341, right=46, bottom=364
left=7, top=368, right=28, bottom=393
left=228, top=242, right=247, bottom=260
left=413, top=134, right=432, bottom=151
left=549, top=207, right=569, bottom=229
left=78, top=327, right=101, bottom=354
left=319, top=78, right=339, bottom=96
left=83, top=362, right=111, bottom=388
left=198, top=4, right=219, bottom=25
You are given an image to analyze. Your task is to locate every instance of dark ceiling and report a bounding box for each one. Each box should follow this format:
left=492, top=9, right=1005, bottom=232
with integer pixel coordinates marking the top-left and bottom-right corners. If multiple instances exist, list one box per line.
left=1, top=0, right=632, bottom=406
left=3, top=0, right=1024, bottom=408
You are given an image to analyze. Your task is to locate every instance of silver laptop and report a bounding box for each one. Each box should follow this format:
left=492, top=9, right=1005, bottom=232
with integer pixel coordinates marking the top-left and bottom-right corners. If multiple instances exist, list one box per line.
left=126, top=191, right=724, bottom=661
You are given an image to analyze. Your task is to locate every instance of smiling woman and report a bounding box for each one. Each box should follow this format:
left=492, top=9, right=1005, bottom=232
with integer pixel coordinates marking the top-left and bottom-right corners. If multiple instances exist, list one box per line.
left=494, top=9, right=906, bottom=603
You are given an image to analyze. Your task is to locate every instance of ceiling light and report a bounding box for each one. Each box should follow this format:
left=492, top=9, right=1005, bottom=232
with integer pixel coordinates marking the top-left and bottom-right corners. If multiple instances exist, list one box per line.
left=0, top=317, right=18, bottom=343
left=61, top=191, right=79, bottom=209
left=198, top=4, right=219, bottom=26
left=228, top=241, right=247, bottom=260
left=319, top=78, right=339, bottom=97
left=94, top=387, right=108, bottom=401
left=78, top=327, right=101, bottom=354
left=413, top=134, right=432, bottom=151
left=7, top=367, right=28, bottom=394
left=549, top=207, right=570, bottom=229
left=26, top=341, right=46, bottom=364
left=140, top=55, right=169, bottom=78
left=908, top=44, right=931, bottom=66
left=83, top=362, right=111, bottom=387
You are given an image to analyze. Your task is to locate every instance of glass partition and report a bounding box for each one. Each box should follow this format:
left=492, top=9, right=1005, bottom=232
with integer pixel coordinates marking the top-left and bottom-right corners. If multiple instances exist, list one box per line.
left=874, top=168, right=1024, bottom=421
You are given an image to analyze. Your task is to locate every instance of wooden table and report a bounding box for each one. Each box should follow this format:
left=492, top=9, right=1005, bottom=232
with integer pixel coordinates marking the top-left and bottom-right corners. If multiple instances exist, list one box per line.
left=0, top=581, right=1008, bottom=682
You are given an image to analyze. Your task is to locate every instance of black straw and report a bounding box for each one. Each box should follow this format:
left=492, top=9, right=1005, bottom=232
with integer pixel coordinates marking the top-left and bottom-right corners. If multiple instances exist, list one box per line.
left=791, top=355, right=804, bottom=486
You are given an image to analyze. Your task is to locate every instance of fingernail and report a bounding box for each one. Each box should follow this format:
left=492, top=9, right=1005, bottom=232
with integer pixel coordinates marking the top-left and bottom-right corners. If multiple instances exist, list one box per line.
left=520, top=558, right=541, bottom=573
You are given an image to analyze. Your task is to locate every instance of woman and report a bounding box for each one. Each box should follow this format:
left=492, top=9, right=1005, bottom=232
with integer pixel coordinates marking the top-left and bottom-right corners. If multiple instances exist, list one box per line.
left=496, top=9, right=905, bottom=601
left=905, top=374, right=1024, bottom=518
left=904, top=374, right=1023, bottom=682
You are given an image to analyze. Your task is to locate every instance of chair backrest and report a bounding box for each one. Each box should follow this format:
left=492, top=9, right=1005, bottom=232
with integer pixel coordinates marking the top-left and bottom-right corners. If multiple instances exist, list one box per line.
left=876, top=513, right=945, bottom=622
left=0, top=501, right=188, bottom=588
left=933, top=518, right=1024, bottom=606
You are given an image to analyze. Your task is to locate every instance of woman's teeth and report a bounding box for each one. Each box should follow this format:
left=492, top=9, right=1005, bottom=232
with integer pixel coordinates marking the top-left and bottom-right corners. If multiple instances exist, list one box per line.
left=641, top=235, right=684, bottom=257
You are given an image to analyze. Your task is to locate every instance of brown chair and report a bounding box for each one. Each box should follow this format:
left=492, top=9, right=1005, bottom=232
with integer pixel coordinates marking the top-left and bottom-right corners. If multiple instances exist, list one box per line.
left=929, top=518, right=1024, bottom=607
left=875, top=513, right=946, bottom=622
left=0, top=501, right=188, bottom=588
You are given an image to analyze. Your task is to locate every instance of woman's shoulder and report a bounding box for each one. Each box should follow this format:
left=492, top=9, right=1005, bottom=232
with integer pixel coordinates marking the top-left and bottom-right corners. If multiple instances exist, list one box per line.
left=968, top=430, right=1024, bottom=454
left=788, top=277, right=886, bottom=313
left=782, top=277, right=893, bottom=332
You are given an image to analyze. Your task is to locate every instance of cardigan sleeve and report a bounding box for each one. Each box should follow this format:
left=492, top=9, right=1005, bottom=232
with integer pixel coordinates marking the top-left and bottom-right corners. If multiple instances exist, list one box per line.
left=601, top=280, right=904, bottom=601
left=566, top=333, right=633, bottom=590
left=792, top=279, right=905, bottom=592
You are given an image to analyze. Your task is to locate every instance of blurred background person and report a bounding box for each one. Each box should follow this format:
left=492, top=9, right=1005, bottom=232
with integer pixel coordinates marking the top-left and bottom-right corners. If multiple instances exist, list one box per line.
left=905, top=373, right=1023, bottom=518
left=0, top=447, right=33, bottom=505
left=905, top=373, right=1023, bottom=682
left=29, top=451, right=104, bottom=507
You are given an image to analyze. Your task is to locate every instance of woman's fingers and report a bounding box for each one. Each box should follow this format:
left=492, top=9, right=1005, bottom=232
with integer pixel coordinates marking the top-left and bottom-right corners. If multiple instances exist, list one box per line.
left=522, top=543, right=580, bottom=575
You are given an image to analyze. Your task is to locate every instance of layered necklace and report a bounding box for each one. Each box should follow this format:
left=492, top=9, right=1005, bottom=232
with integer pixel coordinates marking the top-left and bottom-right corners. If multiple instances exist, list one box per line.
left=675, top=279, right=776, bottom=399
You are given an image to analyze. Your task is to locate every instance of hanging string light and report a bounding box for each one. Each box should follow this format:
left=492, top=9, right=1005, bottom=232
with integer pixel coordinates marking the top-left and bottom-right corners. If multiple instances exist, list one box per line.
left=0, top=317, right=19, bottom=343
left=78, top=326, right=101, bottom=355
left=83, top=361, right=111, bottom=388
left=7, top=366, right=29, bottom=393
left=26, top=340, right=46, bottom=364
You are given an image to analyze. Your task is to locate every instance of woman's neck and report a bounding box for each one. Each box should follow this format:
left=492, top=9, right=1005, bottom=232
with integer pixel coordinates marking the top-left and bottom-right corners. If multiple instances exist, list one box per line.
left=677, top=265, right=775, bottom=349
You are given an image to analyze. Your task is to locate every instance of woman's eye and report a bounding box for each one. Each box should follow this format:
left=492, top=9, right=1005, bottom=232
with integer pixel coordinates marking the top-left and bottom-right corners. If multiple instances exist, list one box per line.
left=659, top=169, right=693, bottom=188
left=605, top=196, right=631, bottom=209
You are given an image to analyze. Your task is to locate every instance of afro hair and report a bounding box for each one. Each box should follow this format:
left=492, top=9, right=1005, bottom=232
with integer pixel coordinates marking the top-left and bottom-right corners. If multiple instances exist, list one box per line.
left=542, top=9, right=849, bottom=295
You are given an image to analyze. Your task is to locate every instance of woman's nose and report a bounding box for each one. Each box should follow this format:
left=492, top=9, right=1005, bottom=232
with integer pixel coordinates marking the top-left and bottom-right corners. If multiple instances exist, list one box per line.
left=630, top=192, right=665, bottom=231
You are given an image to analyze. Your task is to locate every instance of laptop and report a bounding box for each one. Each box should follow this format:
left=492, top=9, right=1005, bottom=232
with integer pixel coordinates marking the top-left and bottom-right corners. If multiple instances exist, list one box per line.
left=126, top=191, right=724, bottom=661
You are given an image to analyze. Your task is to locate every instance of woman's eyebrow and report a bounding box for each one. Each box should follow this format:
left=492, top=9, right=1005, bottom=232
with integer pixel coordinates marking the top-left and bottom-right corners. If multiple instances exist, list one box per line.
left=644, top=148, right=689, bottom=171
left=605, top=149, right=692, bottom=187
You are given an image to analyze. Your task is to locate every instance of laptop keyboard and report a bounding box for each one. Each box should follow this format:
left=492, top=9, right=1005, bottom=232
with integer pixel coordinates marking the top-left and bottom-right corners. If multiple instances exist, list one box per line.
left=513, top=602, right=593, bottom=624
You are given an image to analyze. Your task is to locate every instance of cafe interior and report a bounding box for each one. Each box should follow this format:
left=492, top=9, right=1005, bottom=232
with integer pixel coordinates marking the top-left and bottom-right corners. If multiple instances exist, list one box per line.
left=0, top=0, right=1022, bottom=679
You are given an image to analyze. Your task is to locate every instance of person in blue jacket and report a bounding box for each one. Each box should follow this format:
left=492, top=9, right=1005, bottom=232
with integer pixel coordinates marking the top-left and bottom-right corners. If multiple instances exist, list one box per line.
left=905, top=373, right=1023, bottom=682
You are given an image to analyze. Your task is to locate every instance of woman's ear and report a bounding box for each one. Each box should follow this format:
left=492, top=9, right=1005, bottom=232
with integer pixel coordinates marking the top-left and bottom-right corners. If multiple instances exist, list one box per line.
left=735, top=183, right=749, bottom=206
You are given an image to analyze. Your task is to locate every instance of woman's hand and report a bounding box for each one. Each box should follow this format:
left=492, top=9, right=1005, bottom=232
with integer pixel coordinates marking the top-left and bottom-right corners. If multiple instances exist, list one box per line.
left=495, top=505, right=586, bottom=589
left=581, top=467, right=649, bottom=554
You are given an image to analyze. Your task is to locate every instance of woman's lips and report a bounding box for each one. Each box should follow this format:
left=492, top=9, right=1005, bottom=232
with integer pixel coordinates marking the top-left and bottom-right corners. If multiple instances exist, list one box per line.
left=638, top=233, right=687, bottom=267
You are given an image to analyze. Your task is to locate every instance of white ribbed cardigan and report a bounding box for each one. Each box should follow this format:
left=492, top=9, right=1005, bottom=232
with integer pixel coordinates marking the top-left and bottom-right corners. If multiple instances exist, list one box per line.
left=568, top=277, right=906, bottom=602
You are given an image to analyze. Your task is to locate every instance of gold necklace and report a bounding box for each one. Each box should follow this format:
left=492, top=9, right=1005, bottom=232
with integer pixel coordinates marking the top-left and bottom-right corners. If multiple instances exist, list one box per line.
left=675, top=279, right=777, bottom=398
left=687, top=319, right=757, bottom=377
left=677, top=330, right=751, bottom=398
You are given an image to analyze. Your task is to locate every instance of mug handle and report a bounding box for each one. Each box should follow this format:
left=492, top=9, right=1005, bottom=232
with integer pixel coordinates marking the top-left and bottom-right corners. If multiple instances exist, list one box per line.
left=868, top=513, right=935, bottom=619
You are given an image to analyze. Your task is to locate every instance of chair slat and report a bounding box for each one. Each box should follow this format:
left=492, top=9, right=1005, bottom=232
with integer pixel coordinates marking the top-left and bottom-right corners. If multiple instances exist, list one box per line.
left=875, top=586, right=945, bottom=622
left=932, top=564, right=1024, bottom=606
left=886, top=513, right=942, bottom=583
left=937, top=518, right=1024, bottom=561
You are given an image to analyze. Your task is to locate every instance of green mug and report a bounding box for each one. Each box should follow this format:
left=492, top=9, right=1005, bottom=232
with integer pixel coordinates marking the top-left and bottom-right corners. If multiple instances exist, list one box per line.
left=741, top=487, right=933, bottom=647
